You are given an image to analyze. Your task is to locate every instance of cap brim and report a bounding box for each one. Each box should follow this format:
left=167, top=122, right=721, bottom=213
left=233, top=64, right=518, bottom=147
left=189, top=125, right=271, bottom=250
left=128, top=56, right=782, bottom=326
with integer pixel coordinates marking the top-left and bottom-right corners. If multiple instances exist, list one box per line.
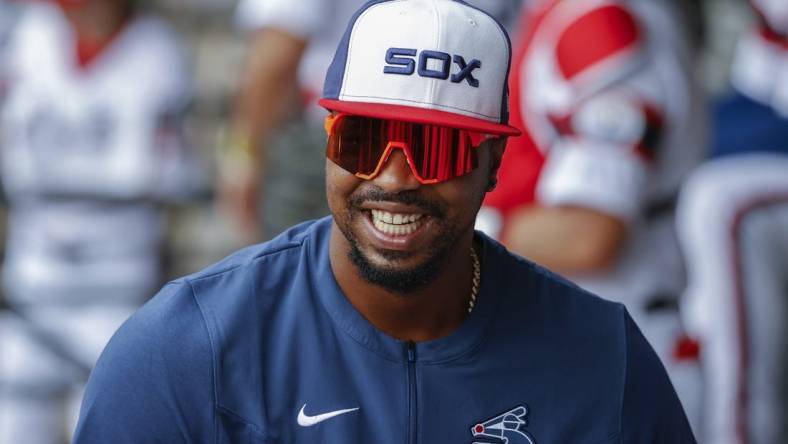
left=318, top=99, right=522, bottom=137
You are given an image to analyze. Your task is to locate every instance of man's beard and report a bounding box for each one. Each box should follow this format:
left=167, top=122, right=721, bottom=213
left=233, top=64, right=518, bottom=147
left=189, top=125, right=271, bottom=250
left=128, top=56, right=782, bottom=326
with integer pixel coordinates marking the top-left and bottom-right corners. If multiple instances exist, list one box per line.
left=347, top=233, right=455, bottom=294
left=336, top=188, right=463, bottom=295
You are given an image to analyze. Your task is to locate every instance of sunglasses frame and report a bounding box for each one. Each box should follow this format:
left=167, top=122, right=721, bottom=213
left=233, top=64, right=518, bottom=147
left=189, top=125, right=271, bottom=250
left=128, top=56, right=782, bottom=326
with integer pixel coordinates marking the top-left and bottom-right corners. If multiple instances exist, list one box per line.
left=325, top=112, right=496, bottom=185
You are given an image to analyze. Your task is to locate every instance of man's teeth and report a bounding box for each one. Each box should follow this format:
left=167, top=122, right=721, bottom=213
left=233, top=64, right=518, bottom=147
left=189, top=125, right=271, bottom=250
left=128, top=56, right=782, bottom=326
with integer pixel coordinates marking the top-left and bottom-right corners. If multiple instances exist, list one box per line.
left=370, top=209, right=424, bottom=235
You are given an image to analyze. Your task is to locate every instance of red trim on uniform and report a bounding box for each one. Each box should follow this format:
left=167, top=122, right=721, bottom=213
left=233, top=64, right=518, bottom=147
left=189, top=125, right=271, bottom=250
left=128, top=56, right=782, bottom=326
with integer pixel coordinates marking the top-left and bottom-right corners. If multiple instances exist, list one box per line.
left=318, top=99, right=522, bottom=136
left=757, top=26, right=788, bottom=50
left=76, top=38, right=105, bottom=68
left=556, top=5, right=641, bottom=81
left=546, top=112, right=573, bottom=137
left=753, top=4, right=788, bottom=49
left=730, top=194, right=788, bottom=444
left=634, top=104, right=664, bottom=162
left=69, top=17, right=130, bottom=69
left=75, top=25, right=126, bottom=69
left=672, top=335, right=700, bottom=361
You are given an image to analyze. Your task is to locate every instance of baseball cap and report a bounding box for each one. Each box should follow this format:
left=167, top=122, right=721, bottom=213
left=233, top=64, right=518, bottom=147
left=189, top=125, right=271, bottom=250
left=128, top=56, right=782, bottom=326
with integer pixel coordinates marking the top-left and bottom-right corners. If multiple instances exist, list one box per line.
left=319, top=0, right=521, bottom=137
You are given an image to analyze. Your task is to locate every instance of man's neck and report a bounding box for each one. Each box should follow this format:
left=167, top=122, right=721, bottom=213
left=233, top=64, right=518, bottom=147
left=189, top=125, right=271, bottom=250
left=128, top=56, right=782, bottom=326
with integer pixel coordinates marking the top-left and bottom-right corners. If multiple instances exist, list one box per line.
left=62, top=3, right=132, bottom=67
left=328, top=223, right=476, bottom=342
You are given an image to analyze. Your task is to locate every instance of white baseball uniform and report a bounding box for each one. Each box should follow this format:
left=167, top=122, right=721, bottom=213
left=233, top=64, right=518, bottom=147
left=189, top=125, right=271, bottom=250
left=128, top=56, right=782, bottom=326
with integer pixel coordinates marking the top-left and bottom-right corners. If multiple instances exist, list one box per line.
left=679, top=155, right=788, bottom=444
left=0, top=3, right=197, bottom=443
left=678, top=1, right=788, bottom=442
left=478, top=0, right=707, bottom=429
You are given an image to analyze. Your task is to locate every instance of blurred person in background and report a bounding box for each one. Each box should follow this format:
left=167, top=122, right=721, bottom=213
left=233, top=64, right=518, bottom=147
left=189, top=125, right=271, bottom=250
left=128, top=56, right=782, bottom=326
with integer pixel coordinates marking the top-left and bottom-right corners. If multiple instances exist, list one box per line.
left=476, top=0, right=707, bottom=429
left=677, top=0, right=788, bottom=442
left=0, top=0, right=20, bottom=101
left=0, top=0, right=199, bottom=442
left=218, top=0, right=368, bottom=242
left=221, top=0, right=524, bottom=242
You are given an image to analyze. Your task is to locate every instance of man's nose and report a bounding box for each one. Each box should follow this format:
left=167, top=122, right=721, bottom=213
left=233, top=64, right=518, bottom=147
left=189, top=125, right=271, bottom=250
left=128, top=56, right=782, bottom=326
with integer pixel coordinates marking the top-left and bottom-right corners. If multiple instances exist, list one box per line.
left=372, top=149, right=421, bottom=192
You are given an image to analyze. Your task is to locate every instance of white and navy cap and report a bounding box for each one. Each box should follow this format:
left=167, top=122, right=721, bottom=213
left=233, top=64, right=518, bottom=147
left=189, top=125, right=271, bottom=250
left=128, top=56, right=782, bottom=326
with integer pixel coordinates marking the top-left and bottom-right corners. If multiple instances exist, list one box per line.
left=320, top=0, right=521, bottom=136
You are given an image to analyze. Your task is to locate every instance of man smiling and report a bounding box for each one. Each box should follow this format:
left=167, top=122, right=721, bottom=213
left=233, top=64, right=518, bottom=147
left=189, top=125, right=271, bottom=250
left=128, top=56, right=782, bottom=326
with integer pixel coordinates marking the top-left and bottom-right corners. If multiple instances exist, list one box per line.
left=73, top=0, right=695, bottom=442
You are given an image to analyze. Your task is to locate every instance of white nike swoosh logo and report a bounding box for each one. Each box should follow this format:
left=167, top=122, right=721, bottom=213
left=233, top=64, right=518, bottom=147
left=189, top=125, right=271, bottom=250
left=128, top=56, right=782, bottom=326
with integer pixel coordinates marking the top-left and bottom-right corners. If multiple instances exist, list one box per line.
left=297, top=403, right=359, bottom=427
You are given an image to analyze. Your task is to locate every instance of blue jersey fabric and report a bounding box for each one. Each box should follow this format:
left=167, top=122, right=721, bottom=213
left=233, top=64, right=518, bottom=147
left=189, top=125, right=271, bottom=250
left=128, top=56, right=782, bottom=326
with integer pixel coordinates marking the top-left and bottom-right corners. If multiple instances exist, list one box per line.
left=712, top=91, right=788, bottom=158
left=74, top=217, right=694, bottom=444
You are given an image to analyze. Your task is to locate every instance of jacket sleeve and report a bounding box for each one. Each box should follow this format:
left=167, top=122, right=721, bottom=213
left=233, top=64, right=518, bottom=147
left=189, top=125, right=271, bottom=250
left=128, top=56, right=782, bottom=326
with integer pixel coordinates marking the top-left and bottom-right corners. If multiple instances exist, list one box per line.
left=620, top=310, right=697, bottom=443
left=73, top=281, right=215, bottom=443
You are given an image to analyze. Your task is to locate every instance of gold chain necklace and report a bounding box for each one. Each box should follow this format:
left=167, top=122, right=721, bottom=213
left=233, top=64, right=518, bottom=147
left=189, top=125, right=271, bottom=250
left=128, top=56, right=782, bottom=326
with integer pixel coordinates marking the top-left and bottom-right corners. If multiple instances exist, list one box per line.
left=468, top=247, right=481, bottom=314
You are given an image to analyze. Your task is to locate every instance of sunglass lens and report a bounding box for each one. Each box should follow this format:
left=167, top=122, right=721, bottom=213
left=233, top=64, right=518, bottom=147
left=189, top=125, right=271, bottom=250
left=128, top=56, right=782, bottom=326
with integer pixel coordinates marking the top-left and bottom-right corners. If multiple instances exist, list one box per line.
left=327, top=115, right=482, bottom=183
left=412, top=126, right=477, bottom=182
left=327, top=116, right=384, bottom=176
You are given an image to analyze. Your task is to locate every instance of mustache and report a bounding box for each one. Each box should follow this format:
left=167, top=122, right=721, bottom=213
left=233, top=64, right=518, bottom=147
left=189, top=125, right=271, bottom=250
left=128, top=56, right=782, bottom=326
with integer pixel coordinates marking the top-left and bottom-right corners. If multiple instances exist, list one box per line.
left=349, top=187, right=446, bottom=218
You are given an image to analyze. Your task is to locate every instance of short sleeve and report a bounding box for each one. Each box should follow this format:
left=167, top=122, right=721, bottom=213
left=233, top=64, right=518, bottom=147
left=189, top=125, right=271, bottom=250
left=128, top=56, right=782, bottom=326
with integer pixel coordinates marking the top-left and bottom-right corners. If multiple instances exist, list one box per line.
left=536, top=89, right=659, bottom=220
left=534, top=1, right=667, bottom=222
left=536, top=142, right=648, bottom=221
left=235, top=0, right=326, bottom=38
left=620, top=311, right=696, bottom=442
left=73, top=282, right=215, bottom=443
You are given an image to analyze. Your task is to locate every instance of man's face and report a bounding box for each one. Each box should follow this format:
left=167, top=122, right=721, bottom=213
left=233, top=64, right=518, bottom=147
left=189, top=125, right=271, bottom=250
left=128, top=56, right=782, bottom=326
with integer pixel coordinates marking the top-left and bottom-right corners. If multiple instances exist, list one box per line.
left=327, top=137, right=503, bottom=294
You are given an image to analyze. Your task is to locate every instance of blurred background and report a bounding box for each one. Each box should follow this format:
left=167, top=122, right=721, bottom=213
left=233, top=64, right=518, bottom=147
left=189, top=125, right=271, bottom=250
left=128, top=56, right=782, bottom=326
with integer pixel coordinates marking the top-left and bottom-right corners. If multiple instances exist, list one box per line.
left=0, top=0, right=749, bottom=277
left=1, top=0, right=786, bottom=443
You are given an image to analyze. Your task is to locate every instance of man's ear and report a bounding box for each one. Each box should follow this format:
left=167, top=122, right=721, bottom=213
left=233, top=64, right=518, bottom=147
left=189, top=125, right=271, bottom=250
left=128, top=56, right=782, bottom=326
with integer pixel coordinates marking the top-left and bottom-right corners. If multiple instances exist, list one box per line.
left=486, top=137, right=506, bottom=192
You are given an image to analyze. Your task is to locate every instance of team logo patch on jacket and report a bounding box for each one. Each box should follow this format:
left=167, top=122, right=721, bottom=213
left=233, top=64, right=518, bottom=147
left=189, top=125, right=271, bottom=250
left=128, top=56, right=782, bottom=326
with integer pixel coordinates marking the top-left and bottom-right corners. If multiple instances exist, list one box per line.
left=470, top=405, right=536, bottom=444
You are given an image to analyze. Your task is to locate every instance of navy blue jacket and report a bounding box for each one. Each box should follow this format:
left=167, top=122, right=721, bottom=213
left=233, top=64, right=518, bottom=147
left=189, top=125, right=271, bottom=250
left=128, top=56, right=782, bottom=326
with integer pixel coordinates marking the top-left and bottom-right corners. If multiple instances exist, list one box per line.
left=74, top=217, right=695, bottom=443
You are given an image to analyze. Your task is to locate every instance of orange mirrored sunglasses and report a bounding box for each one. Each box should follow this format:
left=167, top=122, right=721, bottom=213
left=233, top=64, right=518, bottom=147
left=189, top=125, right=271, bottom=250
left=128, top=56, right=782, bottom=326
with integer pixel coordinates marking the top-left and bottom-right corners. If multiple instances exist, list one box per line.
left=325, top=113, right=494, bottom=184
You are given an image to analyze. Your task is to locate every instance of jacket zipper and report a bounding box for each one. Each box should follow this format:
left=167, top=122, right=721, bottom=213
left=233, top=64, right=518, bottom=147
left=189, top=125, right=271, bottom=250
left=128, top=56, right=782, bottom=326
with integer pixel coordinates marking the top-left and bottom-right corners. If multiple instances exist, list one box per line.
left=406, top=341, right=418, bottom=444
